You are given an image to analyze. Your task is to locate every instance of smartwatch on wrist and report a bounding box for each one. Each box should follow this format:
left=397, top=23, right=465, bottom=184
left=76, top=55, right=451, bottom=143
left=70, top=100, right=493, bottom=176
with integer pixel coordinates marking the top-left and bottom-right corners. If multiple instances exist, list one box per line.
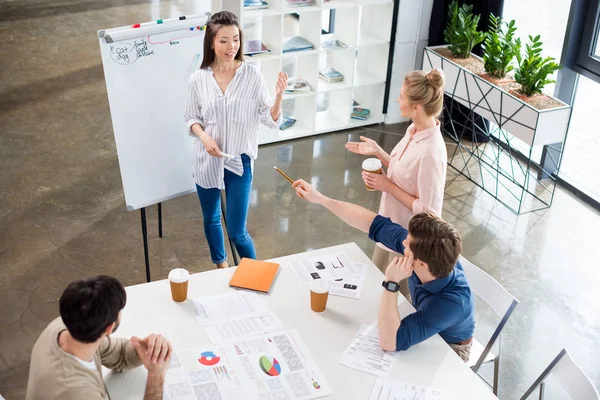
left=382, top=280, right=400, bottom=292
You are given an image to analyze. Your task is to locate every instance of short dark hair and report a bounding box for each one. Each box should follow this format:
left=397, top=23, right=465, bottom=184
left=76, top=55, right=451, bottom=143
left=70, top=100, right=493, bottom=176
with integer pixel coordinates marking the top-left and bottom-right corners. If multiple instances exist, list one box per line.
left=59, top=276, right=126, bottom=343
left=201, top=11, right=244, bottom=69
left=408, top=213, right=462, bottom=279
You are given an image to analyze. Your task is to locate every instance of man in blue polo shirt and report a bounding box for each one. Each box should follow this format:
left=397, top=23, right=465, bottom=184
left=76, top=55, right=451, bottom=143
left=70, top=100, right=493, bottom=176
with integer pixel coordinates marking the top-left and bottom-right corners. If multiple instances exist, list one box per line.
left=293, top=179, right=475, bottom=362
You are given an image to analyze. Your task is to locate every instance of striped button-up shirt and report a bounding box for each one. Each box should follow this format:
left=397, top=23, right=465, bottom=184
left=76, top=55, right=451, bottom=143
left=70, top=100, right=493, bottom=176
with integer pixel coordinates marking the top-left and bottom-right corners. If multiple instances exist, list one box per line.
left=184, top=62, right=281, bottom=189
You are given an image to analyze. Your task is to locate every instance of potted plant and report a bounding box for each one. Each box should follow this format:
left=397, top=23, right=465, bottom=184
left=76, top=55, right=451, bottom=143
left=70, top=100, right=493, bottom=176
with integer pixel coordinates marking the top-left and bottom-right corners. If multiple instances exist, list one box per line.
left=443, top=1, right=486, bottom=59
left=513, top=35, right=561, bottom=99
left=481, top=15, right=521, bottom=83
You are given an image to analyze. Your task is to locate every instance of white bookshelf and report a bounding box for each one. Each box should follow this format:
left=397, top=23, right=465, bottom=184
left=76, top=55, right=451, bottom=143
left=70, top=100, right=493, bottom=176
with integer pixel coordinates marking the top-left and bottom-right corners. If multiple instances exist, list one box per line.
left=223, top=0, right=393, bottom=145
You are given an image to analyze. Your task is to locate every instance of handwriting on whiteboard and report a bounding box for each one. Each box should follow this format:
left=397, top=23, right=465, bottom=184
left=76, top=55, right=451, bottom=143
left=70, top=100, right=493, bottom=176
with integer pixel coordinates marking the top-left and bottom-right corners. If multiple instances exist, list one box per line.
left=110, top=39, right=155, bottom=65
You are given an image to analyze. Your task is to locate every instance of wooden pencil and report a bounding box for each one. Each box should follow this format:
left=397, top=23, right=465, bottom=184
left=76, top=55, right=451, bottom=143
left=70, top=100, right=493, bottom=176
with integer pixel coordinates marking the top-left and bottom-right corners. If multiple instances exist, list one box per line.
left=274, top=166, right=294, bottom=184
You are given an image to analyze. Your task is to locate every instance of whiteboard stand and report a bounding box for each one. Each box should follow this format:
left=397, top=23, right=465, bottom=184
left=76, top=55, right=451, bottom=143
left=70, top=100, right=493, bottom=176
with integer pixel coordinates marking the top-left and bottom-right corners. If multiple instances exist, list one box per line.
left=158, top=203, right=163, bottom=238
left=138, top=196, right=238, bottom=283
left=140, top=207, right=151, bottom=282
left=139, top=203, right=164, bottom=282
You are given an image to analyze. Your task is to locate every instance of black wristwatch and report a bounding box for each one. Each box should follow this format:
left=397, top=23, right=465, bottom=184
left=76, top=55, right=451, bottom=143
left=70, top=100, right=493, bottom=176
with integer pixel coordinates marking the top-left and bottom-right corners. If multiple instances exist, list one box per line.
left=382, top=280, right=400, bottom=292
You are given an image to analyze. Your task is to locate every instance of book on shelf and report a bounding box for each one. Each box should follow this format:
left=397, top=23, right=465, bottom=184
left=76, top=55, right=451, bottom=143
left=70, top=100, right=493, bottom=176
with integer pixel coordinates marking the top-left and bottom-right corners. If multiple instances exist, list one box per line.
left=285, top=78, right=312, bottom=93
left=319, top=68, right=344, bottom=83
left=285, top=0, right=315, bottom=7
left=244, top=40, right=271, bottom=57
left=353, top=99, right=359, bottom=106
left=351, top=106, right=370, bottom=120
left=321, top=39, right=347, bottom=51
left=283, top=36, right=314, bottom=53
left=244, top=0, right=269, bottom=10
left=279, top=117, right=296, bottom=130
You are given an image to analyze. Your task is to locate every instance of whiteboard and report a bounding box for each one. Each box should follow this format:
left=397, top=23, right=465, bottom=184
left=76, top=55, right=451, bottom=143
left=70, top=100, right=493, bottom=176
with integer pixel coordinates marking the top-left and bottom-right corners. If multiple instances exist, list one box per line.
left=98, top=14, right=210, bottom=211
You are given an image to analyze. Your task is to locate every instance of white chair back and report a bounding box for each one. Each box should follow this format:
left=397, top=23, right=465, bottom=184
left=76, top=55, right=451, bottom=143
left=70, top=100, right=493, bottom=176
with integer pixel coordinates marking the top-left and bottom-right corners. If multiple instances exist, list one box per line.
left=553, top=350, right=600, bottom=400
left=459, top=256, right=516, bottom=317
left=521, top=349, right=599, bottom=400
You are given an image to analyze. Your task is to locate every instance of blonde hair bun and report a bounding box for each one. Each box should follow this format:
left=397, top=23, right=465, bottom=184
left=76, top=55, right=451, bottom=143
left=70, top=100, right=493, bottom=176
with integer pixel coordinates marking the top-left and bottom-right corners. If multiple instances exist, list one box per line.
left=426, top=69, right=445, bottom=90
left=403, top=69, right=446, bottom=117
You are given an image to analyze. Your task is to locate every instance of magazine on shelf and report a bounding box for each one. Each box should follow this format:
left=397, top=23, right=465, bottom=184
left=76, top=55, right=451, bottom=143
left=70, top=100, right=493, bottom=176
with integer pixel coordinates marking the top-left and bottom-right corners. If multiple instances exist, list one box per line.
left=279, top=117, right=296, bottom=130
left=244, top=40, right=271, bottom=57
left=352, top=107, right=370, bottom=116
left=285, top=0, right=315, bottom=7
left=321, top=39, right=348, bottom=51
left=282, top=36, right=314, bottom=53
left=319, top=67, right=344, bottom=83
left=352, top=106, right=370, bottom=120
left=244, top=0, right=269, bottom=9
left=285, top=78, right=312, bottom=93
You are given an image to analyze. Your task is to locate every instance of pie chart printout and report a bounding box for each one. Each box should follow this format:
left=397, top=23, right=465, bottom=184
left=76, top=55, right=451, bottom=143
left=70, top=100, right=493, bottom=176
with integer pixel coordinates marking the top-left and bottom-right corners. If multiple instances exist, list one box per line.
left=198, top=351, right=220, bottom=366
left=259, top=355, right=282, bottom=376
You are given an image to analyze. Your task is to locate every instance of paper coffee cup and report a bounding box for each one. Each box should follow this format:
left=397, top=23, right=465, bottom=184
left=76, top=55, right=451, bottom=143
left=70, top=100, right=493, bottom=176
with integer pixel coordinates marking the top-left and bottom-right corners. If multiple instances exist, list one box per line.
left=168, top=268, right=189, bottom=302
left=362, top=158, right=383, bottom=191
left=310, top=280, right=330, bottom=313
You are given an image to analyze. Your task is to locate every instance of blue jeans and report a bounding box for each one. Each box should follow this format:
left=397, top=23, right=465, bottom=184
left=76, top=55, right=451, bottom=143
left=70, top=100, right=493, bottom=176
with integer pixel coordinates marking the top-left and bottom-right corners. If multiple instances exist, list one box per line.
left=196, top=154, right=256, bottom=264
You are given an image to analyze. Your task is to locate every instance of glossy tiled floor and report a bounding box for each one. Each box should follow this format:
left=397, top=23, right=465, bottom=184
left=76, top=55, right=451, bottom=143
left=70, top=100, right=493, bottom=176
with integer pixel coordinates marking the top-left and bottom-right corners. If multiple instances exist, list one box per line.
left=1, top=1, right=600, bottom=399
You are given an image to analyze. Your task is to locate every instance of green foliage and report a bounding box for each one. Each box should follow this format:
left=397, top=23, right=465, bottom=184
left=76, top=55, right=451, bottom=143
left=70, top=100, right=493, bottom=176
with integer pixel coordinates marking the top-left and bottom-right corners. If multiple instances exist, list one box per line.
left=514, top=35, right=561, bottom=97
left=444, top=1, right=486, bottom=59
left=481, top=15, right=521, bottom=79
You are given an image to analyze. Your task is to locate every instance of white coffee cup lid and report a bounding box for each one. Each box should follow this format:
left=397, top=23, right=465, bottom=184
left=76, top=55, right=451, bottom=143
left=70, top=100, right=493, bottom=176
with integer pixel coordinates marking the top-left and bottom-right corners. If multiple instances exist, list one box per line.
left=168, top=268, right=189, bottom=283
left=362, top=158, right=382, bottom=171
left=310, top=279, right=330, bottom=293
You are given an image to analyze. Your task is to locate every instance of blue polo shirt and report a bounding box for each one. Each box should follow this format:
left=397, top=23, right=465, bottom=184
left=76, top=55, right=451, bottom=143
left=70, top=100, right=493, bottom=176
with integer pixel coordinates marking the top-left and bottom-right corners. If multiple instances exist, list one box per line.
left=369, top=215, right=475, bottom=351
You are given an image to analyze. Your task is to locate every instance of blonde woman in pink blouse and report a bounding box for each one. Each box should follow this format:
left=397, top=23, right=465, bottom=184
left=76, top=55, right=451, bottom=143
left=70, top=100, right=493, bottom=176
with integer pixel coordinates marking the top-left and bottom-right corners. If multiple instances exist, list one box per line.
left=346, top=69, right=447, bottom=298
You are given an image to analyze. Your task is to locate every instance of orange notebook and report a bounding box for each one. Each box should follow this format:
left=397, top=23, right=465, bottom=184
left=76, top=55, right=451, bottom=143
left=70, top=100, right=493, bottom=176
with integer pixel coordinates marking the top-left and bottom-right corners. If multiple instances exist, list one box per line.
left=229, top=258, right=280, bottom=293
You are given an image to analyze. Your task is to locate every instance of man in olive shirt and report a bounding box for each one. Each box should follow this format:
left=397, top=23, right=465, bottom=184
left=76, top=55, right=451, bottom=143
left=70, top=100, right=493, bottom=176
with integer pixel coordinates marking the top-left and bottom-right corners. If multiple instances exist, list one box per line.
left=27, top=276, right=172, bottom=400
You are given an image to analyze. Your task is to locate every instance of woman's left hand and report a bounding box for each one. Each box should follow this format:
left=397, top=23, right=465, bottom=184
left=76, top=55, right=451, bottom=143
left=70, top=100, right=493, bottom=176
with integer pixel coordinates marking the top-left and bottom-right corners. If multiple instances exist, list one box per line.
left=362, top=171, right=392, bottom=192
left=275, top=72, right=288, bottom=98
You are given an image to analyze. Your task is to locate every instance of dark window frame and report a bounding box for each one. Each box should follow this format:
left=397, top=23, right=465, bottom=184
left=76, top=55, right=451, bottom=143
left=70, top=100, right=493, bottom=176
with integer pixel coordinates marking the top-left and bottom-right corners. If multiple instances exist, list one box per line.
left=573, top=0, right=600, bottom=84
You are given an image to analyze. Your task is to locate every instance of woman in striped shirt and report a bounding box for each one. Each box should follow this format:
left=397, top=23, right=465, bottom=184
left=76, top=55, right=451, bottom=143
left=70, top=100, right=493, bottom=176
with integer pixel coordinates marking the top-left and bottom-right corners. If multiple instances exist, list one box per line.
left=185, top=11, right=288, bottom=268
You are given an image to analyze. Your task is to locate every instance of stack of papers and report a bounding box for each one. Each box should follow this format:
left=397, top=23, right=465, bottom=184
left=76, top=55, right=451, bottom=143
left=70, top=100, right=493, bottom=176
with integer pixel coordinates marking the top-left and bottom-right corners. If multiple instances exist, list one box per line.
left=244, top=0, right=269, bottom=10
left=179, top=292, right=334, bottom=400
left=370, top=378, right=454, bottom=400
left=244, top=40, right=271, bottom=57
left=192, top=292, right=283, bottom=343
left=290, top=252, right=367, bottom=299
left=319, top=68, right=344, bottom=83
left=339, top=324, right=395, bottom=378
left=352, top=107, right=370, bottom=121
left=321, top=39, right=347, bottom=51
left=285, top=78, right=312, bottom=93
left=283, top=36, right=314, bottom=53
left=164, top=331, right=333, bottom=400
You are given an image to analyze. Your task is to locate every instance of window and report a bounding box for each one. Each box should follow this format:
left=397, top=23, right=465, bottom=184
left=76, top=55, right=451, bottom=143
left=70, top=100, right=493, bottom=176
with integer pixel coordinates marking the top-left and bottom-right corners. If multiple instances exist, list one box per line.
left=575, top=0, right=600, bottom=83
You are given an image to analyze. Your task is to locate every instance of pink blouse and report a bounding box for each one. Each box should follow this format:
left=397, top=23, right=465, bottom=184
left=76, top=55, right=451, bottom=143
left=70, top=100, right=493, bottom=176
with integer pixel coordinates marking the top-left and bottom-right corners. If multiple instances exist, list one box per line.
left=377, top=121, right=447, bottom=249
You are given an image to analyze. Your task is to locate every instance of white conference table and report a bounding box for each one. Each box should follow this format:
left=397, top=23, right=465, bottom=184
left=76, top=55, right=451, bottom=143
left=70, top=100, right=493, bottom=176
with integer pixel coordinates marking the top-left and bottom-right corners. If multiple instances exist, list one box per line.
left=104, top=242, right=497, bottom=399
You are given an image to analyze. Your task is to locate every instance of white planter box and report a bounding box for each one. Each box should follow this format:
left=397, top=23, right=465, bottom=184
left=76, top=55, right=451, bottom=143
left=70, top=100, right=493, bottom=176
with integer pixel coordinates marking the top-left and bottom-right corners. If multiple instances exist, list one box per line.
left=422, top=46, right=571, bottom=147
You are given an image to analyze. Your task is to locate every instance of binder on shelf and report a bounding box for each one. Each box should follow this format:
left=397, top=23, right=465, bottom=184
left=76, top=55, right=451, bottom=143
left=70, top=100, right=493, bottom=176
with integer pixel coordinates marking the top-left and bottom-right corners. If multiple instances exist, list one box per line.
left=283, top=36, right=314, bottom=53
left=229, top=258, right=280, bottom=293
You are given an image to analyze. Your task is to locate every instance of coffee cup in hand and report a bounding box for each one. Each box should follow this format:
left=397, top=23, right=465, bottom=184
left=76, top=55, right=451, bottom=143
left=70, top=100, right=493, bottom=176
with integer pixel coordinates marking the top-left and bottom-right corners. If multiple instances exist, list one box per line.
left=362, top=158, right=383, bottom=191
